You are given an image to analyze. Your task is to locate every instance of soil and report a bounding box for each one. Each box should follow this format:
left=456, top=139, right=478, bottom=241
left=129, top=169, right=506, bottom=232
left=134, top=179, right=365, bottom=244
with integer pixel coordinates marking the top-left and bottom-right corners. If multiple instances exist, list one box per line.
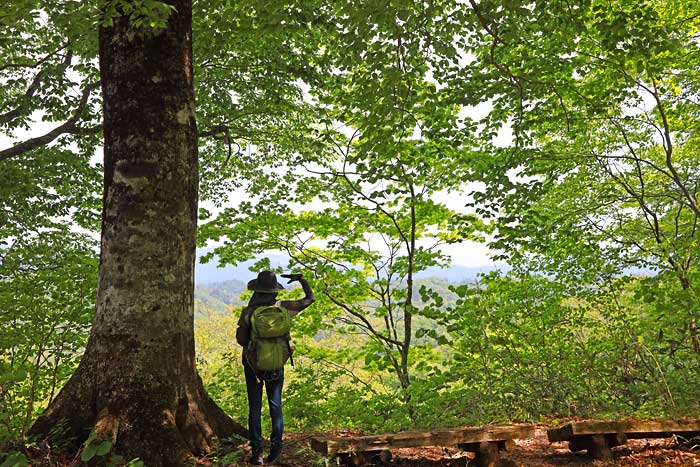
left=272, top=428, right=700, bottom=467
left=10, top=426, right=700, bottom=466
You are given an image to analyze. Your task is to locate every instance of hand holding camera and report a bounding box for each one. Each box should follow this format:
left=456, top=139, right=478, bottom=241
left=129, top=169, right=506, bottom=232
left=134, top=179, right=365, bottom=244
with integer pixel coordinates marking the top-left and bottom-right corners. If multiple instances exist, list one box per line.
left=280, top=273, right=303, bottom=283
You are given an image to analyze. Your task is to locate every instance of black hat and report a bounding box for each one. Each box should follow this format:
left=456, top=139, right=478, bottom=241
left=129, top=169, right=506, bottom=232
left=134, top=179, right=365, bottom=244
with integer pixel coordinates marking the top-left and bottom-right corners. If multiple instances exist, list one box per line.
left=247, top=271, right=285, bottom=293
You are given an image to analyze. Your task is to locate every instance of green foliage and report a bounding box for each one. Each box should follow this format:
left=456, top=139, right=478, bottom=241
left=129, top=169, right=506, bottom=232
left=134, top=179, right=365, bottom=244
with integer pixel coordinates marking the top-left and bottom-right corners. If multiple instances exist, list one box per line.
left=195, top=268, right=700, bottom=435
left=442, top=271, right=700, bottom=421
left=101, top=0, right=177, bottom=29
left=197, top=0, right=491, bottom=395
left=455, top=0, right=700, bottom=422
left=0, top=0, right=101, bottom=442
left=0, top=452, right=28, bottom=467
left=191, top=0, right=700, bottom=423
left=465, top=0, right=700, bottom=288
left=194, top=280, right=246, bottom=316
left=0, top=232, right=97, bottom=441
left=208, top=449, right=245, bottom=466
left=0, top=142, right=99, bottom=444
left=3, top=0, right=700, bottom=449
left=444, top=272, right=595, bottom=419
left=194, top=309, right=250, bottom=427
left=0, top=1, right=100, bottom=136
left=78, top=430, right=143, bottom=466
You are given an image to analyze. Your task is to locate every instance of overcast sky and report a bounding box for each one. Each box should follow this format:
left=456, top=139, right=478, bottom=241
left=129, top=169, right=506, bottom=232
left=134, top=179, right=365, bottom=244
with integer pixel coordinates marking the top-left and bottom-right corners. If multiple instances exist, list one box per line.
left=3, top=108, right=501, bottom=270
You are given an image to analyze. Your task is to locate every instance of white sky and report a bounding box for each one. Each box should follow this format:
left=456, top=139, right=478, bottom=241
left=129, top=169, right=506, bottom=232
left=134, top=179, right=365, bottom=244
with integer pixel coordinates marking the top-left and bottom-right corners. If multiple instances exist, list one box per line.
left=3, top=100, right=507, bottom=270
left=199, top=180, right=499, bottom=268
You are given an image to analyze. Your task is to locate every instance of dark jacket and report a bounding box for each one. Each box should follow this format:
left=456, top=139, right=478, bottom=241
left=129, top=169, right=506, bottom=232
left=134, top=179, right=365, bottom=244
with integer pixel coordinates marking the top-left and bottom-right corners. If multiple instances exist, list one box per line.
left=235, top=278, right=315, bottom=347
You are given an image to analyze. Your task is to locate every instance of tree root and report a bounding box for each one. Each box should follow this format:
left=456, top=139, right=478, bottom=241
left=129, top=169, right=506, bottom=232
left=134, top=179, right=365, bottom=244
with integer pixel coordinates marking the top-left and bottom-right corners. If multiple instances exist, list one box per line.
left=29, top=361, right=247, bottom=467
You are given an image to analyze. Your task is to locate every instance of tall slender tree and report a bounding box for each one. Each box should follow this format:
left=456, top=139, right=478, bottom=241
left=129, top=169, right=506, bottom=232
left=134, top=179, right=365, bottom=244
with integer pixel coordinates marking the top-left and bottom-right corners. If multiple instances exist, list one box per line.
left=28, top=1, right=245, bottom=464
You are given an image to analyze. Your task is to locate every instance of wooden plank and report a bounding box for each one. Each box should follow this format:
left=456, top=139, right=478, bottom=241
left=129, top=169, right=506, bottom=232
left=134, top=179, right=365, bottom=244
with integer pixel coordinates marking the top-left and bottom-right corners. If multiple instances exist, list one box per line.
left=568, top=433, right=628, bottom=460
left=311, top=424, right=535, bottom=455
left=547, top=419, right=700, bottom=443
left=568, top=432, right=627, bottom=453
left=458, top=439, right=516, bottom=453
left=310, top=437, right=329, bottom=455
left=587, top=434, right=612, bottom=461
left=475, top=441, right=500, bottom=467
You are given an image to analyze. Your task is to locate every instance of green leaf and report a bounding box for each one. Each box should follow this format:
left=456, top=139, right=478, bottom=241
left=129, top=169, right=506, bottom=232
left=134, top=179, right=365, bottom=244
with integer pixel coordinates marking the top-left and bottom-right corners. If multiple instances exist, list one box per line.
left=81, top=443, right=98, bottom=462
left=0, top=452, right=28, bottom=467
left=96, top=440, right=113, bottom=456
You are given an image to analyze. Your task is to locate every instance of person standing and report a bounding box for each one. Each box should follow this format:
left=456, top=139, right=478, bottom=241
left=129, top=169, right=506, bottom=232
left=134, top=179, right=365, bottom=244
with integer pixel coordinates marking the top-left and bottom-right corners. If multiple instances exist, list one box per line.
left=236, top=270, right=315, bottom=465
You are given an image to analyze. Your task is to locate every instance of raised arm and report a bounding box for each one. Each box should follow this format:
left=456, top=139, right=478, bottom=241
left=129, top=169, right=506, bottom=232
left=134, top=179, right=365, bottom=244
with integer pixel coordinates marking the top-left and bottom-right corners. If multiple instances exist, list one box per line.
left=279, top=274, right=315, bottom=317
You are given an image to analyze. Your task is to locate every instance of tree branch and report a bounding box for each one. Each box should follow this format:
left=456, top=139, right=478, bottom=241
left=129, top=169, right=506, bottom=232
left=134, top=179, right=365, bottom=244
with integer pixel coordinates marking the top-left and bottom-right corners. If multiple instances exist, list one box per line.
left=650, top=80, right=700, bottom=217
left=0, top=82, right=100, bottom=163
left=323, top=287, right=404, bottom=349
left=0, top=49, right=74, bottom=126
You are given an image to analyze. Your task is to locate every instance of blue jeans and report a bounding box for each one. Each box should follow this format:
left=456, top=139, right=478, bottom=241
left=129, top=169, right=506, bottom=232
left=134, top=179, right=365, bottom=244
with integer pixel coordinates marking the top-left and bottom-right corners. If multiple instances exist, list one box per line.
left=243, top=357, right=284, bottom=451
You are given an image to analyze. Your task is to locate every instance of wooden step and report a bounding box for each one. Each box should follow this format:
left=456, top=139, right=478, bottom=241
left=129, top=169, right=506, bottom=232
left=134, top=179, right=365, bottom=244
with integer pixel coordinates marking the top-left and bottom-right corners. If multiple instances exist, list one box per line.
left=311, top=424, right=535, bottom=455
left=547, top=419, right=700, bottom=460
left=548, top=418, right=700, bottom=442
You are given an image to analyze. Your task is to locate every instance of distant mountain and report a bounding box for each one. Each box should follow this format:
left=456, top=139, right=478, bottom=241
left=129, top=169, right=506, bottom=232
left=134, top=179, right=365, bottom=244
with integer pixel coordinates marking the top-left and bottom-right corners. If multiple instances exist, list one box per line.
left=195, top=279, right=246, bottom=304
left=195, top=249, right=506, bottom=285
left=194, top=276, right=463, bottom=316
left=415, top=264, right=508, bottom=282
left=195, top=252, right=288, bottom=284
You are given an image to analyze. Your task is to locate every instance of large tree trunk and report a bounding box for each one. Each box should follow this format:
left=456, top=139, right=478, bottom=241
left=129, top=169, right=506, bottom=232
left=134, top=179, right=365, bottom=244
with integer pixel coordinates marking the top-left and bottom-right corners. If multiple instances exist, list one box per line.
left=29, top=2, right=246, bottom=465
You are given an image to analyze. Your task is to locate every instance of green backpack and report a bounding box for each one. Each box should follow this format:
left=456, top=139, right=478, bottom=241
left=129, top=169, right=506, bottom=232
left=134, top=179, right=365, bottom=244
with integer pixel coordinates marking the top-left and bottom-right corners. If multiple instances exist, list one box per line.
left=244, top=305, right=293, bottom=372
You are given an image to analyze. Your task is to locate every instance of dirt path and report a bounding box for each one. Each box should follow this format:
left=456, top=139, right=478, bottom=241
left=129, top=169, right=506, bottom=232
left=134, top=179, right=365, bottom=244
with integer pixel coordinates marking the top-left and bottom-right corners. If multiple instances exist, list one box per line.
left=11, top=427, right=700, bottom=466
left=280, top=429, right=700, bottom=467
left=509, top=430, right=700, bottom=467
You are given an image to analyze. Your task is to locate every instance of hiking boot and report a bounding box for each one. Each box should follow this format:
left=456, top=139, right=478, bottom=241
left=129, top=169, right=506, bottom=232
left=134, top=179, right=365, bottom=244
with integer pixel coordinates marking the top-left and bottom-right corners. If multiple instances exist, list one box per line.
left=265, top=444, right=283, bottom=465
left=248, top=449, right=264, bottom=465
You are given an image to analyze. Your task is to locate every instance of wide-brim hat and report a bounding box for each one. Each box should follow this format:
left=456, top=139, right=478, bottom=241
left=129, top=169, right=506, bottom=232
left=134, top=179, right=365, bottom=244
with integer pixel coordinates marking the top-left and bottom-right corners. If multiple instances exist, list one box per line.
left=247, top=270, right=285, bottom=293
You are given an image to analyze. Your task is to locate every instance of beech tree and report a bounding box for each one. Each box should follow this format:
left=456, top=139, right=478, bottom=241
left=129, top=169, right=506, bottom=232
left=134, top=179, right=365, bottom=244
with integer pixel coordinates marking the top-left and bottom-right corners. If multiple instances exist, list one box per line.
left=21, top=1, right=245, bottom=465
left=2, top=0, right=327, bottom=459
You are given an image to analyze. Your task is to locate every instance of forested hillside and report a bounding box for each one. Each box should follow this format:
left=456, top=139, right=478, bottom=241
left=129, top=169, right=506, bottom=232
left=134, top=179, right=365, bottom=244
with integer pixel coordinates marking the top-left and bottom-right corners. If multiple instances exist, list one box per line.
left=195, top=280, right=247, bottom=315
left=194, top=276, right=460, bottom=315
left=1, top=0, right=699, bottom=465
left=194, top=271, right=700, bottom=434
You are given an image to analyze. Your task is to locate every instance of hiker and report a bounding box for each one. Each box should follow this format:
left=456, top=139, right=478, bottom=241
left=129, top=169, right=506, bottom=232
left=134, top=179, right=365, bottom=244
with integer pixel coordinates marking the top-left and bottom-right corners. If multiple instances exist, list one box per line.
left=236, top=270, right=315, bottom=465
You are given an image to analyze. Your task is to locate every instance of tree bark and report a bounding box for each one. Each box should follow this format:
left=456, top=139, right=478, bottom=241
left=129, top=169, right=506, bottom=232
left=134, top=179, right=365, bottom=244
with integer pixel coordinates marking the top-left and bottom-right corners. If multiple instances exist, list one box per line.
left=29, top=2, right=246, bottom=465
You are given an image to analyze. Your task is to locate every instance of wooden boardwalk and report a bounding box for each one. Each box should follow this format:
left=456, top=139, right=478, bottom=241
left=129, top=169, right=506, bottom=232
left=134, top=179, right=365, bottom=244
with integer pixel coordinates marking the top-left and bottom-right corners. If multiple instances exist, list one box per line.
left=547, top=419, right=700, bottom=460
left=311, top=424, right=535, bottom=466
left=311, top=418, right=700, bottom=465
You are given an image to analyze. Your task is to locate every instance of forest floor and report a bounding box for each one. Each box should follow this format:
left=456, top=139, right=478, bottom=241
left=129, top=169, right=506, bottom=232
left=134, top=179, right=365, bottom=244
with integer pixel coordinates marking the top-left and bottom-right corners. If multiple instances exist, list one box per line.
left=271, top=428, right=700, bottom=467
left=8, top=426, right=700, bottom=466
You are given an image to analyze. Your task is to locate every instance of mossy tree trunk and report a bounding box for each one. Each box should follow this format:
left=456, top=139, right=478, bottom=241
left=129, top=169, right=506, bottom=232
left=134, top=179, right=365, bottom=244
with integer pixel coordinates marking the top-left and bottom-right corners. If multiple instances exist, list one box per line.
left=29, top=2, right=246, bottom=465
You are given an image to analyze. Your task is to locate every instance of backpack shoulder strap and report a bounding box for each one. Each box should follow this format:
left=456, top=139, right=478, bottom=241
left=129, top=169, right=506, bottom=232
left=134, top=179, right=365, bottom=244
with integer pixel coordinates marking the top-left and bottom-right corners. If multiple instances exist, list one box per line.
left=236, top=306, right=254, bottom=347
left=254, top=304, right=287, bottom=314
